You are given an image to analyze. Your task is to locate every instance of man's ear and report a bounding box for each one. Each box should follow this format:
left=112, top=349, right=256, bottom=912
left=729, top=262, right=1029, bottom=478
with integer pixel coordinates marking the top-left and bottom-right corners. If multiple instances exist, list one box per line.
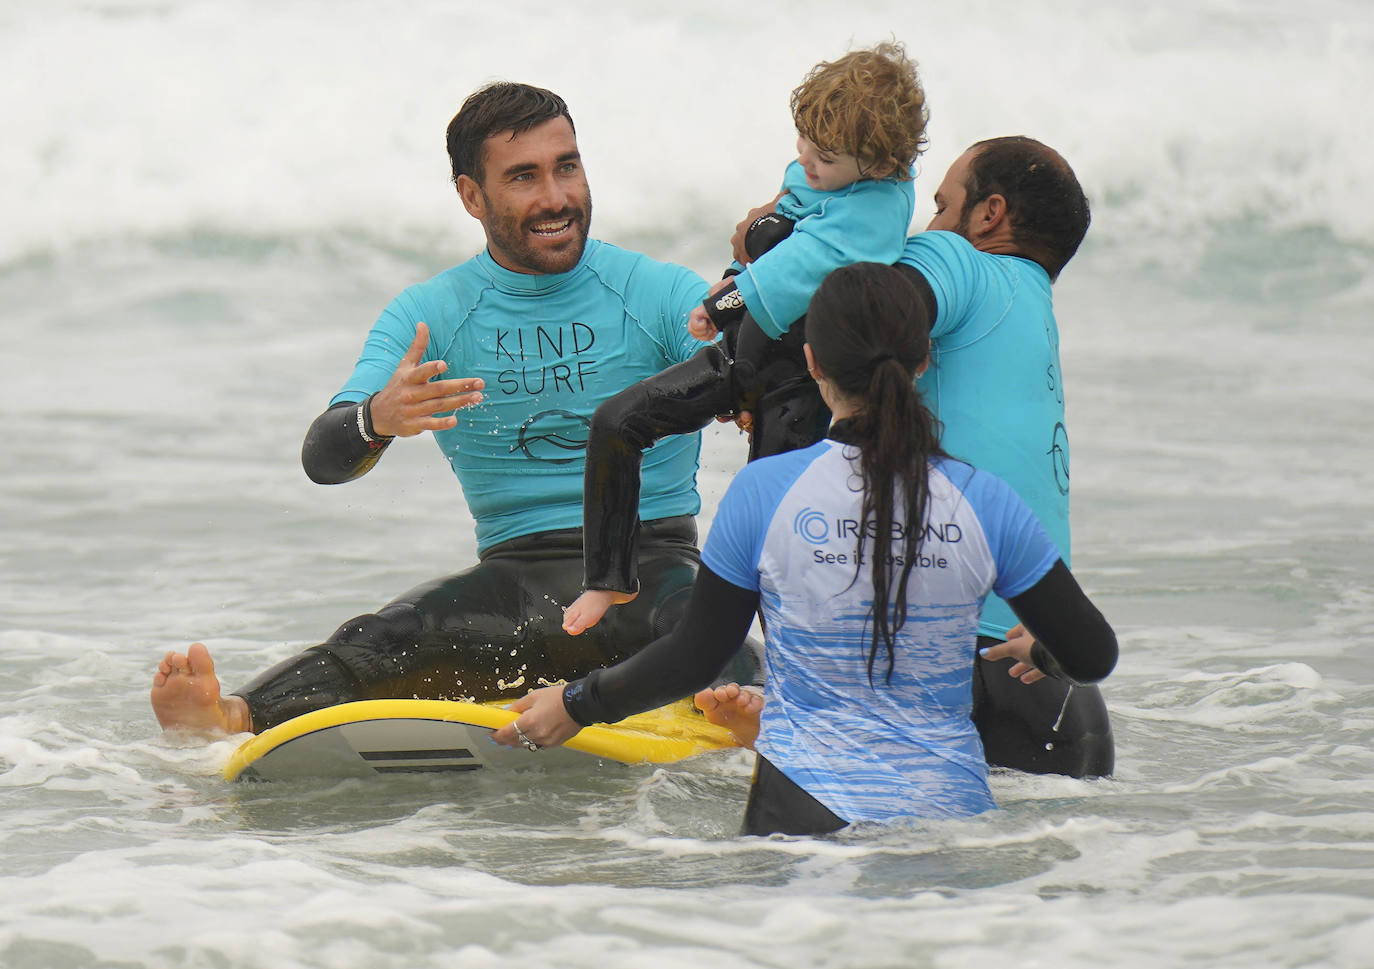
left=456, top=174, right=485, bottom=220
left=976, top=193, right=1008, bottom=236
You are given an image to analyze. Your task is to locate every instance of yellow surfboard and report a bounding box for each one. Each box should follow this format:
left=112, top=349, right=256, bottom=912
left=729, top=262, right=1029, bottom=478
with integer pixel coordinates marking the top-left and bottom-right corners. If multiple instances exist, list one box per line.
left=223, top=697, right=740, bottom=782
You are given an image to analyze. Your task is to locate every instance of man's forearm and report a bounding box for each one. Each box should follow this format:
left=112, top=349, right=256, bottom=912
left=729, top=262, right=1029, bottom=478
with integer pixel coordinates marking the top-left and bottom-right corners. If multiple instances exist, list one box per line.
left=1009, top=560, right=1118, bottom=685
left=301, top=397, right=394, bottom=484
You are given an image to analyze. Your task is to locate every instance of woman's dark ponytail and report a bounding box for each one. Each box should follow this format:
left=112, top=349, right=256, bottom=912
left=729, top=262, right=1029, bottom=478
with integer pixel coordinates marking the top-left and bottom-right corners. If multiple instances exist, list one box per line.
left=805, top=263, right=944, bottom=683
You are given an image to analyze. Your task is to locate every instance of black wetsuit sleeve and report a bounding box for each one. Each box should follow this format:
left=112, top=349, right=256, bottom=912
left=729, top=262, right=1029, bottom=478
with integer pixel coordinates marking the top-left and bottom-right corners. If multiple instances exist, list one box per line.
left=301, top=397, right=394, bottom=484
left=892, top=262, right=939, bottom=325
left=1007, top=559, right=1118, bottom=685
left=562, top=565, right=759, bottom=726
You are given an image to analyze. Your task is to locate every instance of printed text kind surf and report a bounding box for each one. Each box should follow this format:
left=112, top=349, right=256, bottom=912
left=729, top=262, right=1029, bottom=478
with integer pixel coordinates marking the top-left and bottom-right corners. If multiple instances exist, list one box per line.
left=492, top=321, right=598, bottom=395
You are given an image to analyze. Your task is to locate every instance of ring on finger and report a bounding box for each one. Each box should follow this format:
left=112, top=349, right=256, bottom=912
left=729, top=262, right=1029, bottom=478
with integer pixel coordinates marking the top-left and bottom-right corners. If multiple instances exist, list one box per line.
left=513, top=723, right=540, bottom=752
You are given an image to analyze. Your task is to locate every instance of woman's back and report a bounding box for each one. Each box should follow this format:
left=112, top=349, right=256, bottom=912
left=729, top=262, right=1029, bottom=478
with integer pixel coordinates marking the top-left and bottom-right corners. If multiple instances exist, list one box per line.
left=702, top=438, right=1062, bottom=822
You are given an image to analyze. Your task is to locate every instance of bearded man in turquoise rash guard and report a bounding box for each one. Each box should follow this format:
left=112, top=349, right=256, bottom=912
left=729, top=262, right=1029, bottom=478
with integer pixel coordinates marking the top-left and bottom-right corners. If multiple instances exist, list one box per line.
left=150, top=82, right=742, bottom=737
left=893, top=137, right=1113, bottom=777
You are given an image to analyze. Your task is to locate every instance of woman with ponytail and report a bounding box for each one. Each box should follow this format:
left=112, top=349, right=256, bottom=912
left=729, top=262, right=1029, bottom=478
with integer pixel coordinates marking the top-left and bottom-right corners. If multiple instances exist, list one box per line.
left=498, top=263, right=1117, bottom=836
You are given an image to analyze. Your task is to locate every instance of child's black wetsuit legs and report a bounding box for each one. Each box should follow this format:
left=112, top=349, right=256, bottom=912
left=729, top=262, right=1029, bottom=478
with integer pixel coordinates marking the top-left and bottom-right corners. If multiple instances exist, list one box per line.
left=581, top=346, right=737, bottom=595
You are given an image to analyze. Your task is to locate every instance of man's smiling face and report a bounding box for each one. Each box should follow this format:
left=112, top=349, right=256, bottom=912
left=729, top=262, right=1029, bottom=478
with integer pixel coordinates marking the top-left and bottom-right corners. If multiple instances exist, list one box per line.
left=459, top=116, right=592, bottom=275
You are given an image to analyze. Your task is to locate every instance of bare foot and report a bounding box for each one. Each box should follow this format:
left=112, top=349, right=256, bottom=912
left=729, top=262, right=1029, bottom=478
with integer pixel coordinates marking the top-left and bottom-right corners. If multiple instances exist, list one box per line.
left=150, top=642, right=252, bottom=736
left=694, top=682, right=764, bottom=748
left=562, top=588, right=638, bottom=636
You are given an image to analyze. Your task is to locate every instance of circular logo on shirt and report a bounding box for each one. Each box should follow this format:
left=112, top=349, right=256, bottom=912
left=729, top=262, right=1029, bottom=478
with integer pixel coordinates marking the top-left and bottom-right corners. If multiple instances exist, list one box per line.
left=1048, top=421, right=1070, bottom=495
left=510, top=409, right=591, bottom=464
left=793, top=507, right=829, bottom=545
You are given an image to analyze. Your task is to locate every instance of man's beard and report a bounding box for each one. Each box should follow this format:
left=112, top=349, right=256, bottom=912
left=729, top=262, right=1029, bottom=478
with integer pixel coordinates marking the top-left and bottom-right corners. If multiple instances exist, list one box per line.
left=485, top=190, right=592, bottom=275
left=954, top=205, right=974, bottom=242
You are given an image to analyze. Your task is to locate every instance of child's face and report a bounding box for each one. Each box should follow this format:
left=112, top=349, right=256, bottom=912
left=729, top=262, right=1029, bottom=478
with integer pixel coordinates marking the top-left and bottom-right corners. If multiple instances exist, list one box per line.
left=796, top=135, right=866, bottom=192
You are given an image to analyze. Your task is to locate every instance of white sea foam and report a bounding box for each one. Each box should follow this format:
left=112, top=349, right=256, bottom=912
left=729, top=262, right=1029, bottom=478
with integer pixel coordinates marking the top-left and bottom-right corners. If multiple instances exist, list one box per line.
left=4, top=4, right=1374, bottom=968
left=2, top=0, right=1371, bottom=268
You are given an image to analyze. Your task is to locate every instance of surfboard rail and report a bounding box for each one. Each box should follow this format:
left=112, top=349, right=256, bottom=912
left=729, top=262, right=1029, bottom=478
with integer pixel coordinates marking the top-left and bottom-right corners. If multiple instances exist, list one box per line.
left=223, top=697, right=740, bottom=781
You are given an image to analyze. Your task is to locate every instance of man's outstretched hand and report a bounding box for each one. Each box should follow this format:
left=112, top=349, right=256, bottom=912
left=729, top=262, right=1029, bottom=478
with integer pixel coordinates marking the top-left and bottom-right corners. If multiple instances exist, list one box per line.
left=368, top=322, right=485, bottom=437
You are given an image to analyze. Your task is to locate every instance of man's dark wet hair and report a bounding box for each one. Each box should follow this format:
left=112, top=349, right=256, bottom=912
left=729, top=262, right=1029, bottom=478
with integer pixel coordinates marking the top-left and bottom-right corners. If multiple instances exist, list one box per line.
left=446, top=82, right=574, bottom=186
left=961, top=136, right=1090, bottom=280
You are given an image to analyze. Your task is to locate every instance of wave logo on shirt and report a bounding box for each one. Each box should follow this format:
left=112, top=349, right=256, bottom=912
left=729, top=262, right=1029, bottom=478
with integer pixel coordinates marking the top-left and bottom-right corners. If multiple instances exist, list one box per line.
left=510, top=409, right=591, bottom=464
left=793, top=507, right=829, bottom=545
left=1048, top=421, right=1070, bottom=495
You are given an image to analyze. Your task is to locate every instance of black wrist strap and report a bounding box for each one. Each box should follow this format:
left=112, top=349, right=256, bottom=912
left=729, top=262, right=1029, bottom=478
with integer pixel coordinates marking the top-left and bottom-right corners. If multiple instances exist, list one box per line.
left=357, top=394, right=394, bottom=447
left=703, top=279, right=747, bottom=330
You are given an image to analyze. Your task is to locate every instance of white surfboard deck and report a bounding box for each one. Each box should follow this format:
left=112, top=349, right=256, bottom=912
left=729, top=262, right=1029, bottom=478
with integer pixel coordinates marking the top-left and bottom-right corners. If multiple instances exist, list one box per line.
left=224, top=697, right=739, bottom=782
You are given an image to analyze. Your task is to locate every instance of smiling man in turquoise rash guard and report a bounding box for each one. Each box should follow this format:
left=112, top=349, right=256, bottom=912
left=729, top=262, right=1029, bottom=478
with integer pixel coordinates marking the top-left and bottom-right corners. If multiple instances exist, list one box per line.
left=150, top=82, right=746, bottom=737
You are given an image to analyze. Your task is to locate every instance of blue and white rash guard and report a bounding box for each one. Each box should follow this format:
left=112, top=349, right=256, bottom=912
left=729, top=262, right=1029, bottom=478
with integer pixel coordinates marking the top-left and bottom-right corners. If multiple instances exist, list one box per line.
left=702, top=439, right=1060, bottom=822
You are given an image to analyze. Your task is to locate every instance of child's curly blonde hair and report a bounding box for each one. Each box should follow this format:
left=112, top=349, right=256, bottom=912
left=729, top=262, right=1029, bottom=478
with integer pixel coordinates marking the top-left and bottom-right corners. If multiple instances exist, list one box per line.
left=791, top=41, right=928, bottom=181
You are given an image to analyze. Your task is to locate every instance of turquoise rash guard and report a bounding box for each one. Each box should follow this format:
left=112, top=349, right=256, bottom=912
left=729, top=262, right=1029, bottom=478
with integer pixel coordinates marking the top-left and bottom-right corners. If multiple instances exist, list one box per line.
left=898, top=230, right=1071, bottom=641
left=331, top=240, right=709, bottom=552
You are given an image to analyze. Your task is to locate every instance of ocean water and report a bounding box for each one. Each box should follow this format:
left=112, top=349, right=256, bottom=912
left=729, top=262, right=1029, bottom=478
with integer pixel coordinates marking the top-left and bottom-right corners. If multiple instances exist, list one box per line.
left=3, top=1, right=1373, bottom=967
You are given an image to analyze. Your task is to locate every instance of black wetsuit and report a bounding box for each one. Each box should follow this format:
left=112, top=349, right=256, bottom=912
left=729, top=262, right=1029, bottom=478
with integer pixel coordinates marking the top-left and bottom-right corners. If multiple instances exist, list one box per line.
left=235, top=515, right=727, bottom=732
